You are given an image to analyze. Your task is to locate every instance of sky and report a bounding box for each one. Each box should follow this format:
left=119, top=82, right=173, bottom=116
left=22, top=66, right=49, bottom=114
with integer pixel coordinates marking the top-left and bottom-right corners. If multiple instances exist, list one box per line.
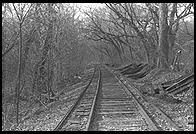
left=74, top=3, right=104, bottom=9
left=70, top=3, right=105, bottom=20
left=3, top=3, right=193, bottom=22
left=72, top=3, right=193, bottom=21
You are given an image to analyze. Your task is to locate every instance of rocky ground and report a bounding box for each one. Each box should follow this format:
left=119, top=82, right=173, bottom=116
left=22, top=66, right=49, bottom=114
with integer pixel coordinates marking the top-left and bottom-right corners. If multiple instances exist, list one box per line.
left=137, top=71, right=194, bottom=131
left=2, top=69, right=194, bottom=131
left=2, top=70, right=93, bottom=131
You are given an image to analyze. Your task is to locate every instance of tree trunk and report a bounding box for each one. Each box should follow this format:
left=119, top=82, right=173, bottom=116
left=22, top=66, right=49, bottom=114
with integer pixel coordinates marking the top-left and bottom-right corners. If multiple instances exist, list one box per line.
left=16, top=23, right=23, bottom=124
left=2, top=53, right=6, bottom=93
left=168, top=27, right=177, bottom=68
left=158, top=3, right=170, bottom=69
left=48, top=48, right=55, bottom=98
left=141, top=38, right=158, bottom=67
left=2, top=29, right=6, bottom=93
left=47, top=54, right=51, bottom=101
left=168, top=3, right=178, bottom=69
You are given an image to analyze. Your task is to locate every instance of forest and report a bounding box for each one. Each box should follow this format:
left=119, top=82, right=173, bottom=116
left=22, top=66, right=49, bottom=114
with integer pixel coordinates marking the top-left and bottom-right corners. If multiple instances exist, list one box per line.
left=2, top=3, right=194, bottom=131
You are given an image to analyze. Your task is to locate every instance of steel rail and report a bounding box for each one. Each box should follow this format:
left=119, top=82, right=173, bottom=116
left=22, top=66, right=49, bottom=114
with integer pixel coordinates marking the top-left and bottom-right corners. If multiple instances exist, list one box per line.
left=172, top=82, right=194, bottom=95
left=128, top=83, right=184, bottom=131
left=112, top=72, right=160, bottom=131
left=85, top=67, right=102, bottom=131
left=167, top=79, right=194, bottom=94
left=53, top=67, right=97, bottom=131
left=114, top=63, right=135, bottom=71
left=161, top=72, right=193, bottom=86
left=165, top=74, right=194, bottom=93
left=106, top=66, right=184, bottom=131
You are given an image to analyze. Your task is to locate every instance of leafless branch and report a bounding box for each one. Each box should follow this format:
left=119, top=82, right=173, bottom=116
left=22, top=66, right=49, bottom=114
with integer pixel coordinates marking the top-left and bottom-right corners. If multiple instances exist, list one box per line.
left=13, top=3, right=22, bottom=22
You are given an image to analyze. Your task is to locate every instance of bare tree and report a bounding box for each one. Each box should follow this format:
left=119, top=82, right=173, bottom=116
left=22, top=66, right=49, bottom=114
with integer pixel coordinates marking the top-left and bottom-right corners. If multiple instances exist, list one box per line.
left=12, top=3, right=34, bottom=125
left=158, top=3, right=193, bottom=70
left=83, top=3, right=193, bottom=70
left=158, top=3, right=170, bottom=69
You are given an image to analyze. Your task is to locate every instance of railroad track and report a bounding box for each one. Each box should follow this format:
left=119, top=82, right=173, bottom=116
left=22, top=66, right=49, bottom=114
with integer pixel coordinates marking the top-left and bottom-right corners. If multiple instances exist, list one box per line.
left=88, top=67, right=159, bottom=131
left=53, top=65, right=184, bottom=131
left=105, top=65, right=184, bottom=131
left=53, top=67, right=101, bottom=131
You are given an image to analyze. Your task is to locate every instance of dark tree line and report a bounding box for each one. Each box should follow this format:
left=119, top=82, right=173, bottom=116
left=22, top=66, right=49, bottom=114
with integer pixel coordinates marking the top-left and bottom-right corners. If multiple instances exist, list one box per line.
left=2, top=3, right=95, bottom=126
left=82, top=3, right=194, bottom=71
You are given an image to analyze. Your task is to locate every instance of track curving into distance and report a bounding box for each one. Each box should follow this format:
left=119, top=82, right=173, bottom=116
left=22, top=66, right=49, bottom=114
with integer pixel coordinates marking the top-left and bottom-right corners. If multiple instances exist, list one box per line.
left=53, top=65, right=185, bottom=131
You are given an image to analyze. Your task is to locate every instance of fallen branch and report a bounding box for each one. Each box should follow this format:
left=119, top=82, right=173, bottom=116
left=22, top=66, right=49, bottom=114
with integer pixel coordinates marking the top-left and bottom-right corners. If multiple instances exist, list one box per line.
left=31, top=92, right=49, bottom=110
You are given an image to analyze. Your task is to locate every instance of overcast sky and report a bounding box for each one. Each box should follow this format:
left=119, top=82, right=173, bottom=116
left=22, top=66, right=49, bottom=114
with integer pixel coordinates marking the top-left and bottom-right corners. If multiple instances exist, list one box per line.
left=75, top=3, right=104, bottom=9
left=70, top=3, right=105, bottom=19
left=74, top=3, right=193, bottom=21
left=3, top=3, right=193, bottom=21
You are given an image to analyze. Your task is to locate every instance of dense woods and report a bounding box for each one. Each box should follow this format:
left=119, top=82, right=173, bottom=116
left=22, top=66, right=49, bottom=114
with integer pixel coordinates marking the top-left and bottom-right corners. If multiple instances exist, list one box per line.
left=2, top=3, right=194, bottom=130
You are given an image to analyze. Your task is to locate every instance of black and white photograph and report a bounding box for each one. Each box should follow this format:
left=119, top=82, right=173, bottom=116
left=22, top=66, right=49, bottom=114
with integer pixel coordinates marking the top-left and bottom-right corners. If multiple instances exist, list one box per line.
left=2, top=3, right=194, bottom=131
